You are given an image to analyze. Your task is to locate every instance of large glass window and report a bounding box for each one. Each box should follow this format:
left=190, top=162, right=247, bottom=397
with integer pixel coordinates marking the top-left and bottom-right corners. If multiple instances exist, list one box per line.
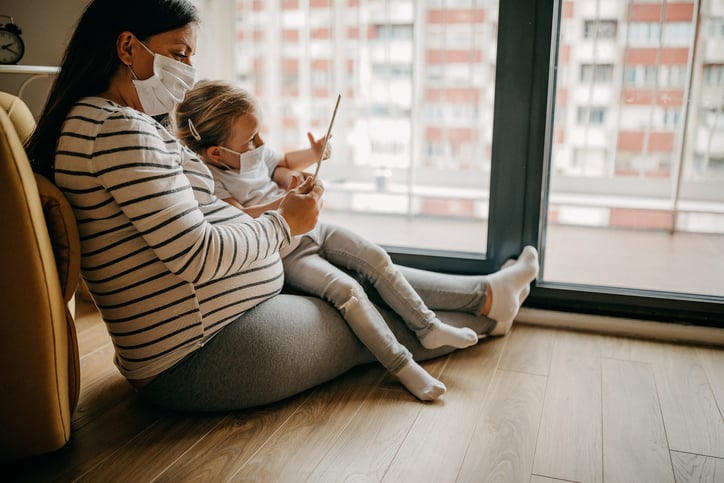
left=205, top=0, right=723, bottom=324
left=232, top=0, right=498, bottom=255
left=541, top=0, right=724, bottom=302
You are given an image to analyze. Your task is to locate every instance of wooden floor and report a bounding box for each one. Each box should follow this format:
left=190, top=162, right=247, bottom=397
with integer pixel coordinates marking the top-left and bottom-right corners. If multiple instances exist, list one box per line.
left=6, top=296, right=724, bottom=483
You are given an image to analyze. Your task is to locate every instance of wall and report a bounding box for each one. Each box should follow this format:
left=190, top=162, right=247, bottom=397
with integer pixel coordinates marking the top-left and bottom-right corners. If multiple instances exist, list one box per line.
left=0, top=0, right=87, bottom=116
left=0, top=0, right=236, bottom=118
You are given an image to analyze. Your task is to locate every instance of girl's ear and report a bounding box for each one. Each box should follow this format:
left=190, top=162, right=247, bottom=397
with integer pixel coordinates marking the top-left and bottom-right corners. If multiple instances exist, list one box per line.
left=205, top=146, right=223, bottom=162
left=117, top=31, right=135, bottom=67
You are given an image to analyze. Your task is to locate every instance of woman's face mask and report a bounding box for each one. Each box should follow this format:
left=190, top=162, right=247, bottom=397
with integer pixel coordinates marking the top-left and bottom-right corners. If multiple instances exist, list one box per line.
left=130, top=40, right=196, bottom=115
left=218, top=144, right=266, bottom=174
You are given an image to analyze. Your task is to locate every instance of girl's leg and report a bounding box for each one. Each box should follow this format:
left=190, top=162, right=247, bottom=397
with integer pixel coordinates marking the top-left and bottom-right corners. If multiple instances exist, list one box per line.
left=283, top=246, right=445, bottom=401
left=314, top=224, right=478, bottom=349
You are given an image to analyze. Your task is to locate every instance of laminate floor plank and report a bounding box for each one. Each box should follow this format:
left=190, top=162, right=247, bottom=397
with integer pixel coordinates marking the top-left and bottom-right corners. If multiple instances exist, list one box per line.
left=229, top=365, right=384, bottom=482
left=78, top=342, right=116, bottom=389
left=653, top=344, right=724, bottom=458
left=529, top=475, right=580, bottom=482
left=304, top=357, right=450, bottom=482
left=532, top=330, right=603, bottom=483
left=76, top=412, right=225, bottom=482
left=498, top=324, right=554, bottom=376
left=456, top=369, right=546, bottom=483
left=601, top=358, right=675, bottom=483
left=75, top=318, right=111, bottom=359
left=152, top=395, right=310, bottom=482
left=7, top=392, right=160, bottom=482
left=670, top=451, right=724, bottom=483
left=381, top=338, right=507, bottom=483
left=72, top=373, right=134, bottom=431
left=696, top=346, right=724, bottom=417
left=599, top=333, right=662, bottom=364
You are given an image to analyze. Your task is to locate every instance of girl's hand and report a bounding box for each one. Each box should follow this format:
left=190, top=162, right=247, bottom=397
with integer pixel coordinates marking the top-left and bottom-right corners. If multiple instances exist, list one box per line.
left=273, top=166, right=312, bottom=191
left=307, top=132, right=332, bottom=161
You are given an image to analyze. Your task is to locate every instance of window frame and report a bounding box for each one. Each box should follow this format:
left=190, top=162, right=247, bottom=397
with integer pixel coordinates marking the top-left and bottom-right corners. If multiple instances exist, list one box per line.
left=388, top=0, right=724, bottom=327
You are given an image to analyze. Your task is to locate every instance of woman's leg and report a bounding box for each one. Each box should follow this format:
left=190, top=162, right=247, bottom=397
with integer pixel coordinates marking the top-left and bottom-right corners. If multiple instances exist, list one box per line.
left=138, top=293, right=460, bottom=411
left=394, top=246, right=539, bottom=335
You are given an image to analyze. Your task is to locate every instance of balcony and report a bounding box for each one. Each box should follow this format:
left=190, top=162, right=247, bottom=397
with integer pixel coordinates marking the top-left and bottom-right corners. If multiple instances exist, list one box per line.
left=320, top=209, right=723, bottom=299
left=320, top=180, right=724, bottom=300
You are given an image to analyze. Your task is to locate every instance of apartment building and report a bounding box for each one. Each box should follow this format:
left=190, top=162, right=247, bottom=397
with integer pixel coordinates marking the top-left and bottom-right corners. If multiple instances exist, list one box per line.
left=552, top=0, right=724, bottom=233
left=232, top=0, right=724, bottom=236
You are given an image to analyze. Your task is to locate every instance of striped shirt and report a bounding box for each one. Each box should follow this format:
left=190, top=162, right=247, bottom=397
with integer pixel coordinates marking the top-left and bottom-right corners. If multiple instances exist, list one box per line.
left=54, top=97, right=291, bottom=380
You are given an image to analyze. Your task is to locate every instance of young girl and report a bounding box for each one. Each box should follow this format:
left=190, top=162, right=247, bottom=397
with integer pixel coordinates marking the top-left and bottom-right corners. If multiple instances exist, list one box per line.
left=175, top=80, right=539, bottom=401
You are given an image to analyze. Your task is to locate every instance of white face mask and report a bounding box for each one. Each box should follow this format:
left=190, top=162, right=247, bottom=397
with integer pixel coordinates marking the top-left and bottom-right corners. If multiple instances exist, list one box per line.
left=130, top=40, right=196, bottom=115
left=219, top=144, right=266, bottom=174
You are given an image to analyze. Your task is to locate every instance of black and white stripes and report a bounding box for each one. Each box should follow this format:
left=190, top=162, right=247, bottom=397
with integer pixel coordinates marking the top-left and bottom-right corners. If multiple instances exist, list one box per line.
left=55, top=98, right=290, bottom=379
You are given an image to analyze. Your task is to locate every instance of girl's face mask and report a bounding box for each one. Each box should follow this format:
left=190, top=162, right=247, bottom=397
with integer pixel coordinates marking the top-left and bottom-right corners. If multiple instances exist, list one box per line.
left=130, top=40, right=196, bottom=115
left=218, top=144, right=266, bottom=174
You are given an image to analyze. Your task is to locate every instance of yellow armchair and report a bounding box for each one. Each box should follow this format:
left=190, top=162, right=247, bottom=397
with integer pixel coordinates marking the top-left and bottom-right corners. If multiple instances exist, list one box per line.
left=0, top=92, right=81, bottom=459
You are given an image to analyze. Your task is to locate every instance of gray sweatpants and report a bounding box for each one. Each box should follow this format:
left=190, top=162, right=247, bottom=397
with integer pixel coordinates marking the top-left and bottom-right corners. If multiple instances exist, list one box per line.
left=139, top=261, right=495, bottom=411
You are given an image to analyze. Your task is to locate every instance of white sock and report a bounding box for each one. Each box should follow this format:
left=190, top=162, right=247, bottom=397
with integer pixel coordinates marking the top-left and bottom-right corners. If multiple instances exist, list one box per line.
left=419, top=322, right=478, bottom=350
left=485, top=246, right=539, bottom=336
left=501, top=258, right=531, bottom=305
left=396, top=360, right=447, bottom=401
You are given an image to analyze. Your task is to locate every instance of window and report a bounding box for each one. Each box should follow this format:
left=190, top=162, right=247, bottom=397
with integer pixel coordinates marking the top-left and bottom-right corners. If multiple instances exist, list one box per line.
left=663, top=21, right=693, bottom=46
left=232, top=0, right=495, bottom=255
left=374, top=24, right=413, bottom=42
left=661, top=108, right=681, bottom=128
left=704, top=65, right=724, bottom=86
left=707, top=17, right=724, bottom=38
left=577, top=106, right=606, bottom=125
left=660, top=65, right=687, bottom=88
left=536, top=0, right=724, bottom=323
left=583, top=19, right=617, bottom=39
left=209, top=0, right=724, bottom=324
left=580, top=63, right=614, bottom=83
left=628, top=22, right=661, bottom=45
left=623, top=65, right=659, bottom=87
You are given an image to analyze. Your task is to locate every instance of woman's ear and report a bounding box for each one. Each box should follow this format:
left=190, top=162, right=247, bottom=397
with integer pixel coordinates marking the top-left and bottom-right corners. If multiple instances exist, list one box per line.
left=117, top=31, right=135, bottom=67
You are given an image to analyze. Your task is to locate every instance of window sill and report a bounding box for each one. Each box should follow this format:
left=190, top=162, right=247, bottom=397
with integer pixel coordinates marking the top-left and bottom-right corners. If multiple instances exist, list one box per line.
left=516, top=307, right=724, bottom=347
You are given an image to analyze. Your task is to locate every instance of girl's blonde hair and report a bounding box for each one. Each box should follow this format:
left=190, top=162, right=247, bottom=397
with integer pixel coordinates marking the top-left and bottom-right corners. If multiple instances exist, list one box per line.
left=175, top=79, right=259, bottom=155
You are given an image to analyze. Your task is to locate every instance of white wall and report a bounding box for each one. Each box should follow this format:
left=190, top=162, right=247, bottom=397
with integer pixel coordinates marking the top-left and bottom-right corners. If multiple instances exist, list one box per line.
left=0, top=0, right=235, bottom=117
left=0, top=0, right=88, bottom=116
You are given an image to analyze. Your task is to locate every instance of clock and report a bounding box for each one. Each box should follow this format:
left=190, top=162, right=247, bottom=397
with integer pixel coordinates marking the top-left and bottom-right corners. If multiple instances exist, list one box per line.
left=0, top=16, right=24, bottom=65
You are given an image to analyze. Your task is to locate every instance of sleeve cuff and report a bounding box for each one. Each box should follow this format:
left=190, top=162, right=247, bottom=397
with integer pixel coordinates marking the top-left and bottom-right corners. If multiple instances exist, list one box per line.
left=263, top=210, right=292, bottom=246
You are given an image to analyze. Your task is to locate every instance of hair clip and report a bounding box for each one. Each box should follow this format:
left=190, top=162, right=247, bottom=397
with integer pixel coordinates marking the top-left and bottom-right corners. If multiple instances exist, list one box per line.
left=188, top=118, right=202, bottom=141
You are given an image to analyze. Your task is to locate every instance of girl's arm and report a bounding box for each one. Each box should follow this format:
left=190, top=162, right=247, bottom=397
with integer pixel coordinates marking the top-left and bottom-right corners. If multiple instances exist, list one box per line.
left=224, top=196, right=284, bottom=219
left=279, top=131, right=331, bottom=171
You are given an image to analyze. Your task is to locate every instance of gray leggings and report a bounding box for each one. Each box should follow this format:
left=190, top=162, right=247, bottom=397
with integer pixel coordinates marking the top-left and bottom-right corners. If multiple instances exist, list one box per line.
left=139, top=265, right=495, bottom=411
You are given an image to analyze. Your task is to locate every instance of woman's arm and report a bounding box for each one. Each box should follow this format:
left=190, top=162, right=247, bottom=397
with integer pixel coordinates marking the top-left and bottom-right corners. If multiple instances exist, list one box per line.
left=88, top=114, right=319, bottom=284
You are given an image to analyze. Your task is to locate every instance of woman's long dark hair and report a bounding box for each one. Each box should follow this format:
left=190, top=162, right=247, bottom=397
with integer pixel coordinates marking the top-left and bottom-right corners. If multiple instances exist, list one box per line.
left=25, top=0, right=199, bottom=180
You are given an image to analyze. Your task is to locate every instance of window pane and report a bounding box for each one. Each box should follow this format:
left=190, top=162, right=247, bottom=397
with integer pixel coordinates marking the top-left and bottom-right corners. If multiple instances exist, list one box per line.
left=543, top=0, right=724, bottom=298
left=233, top=0, right=498, bottom=255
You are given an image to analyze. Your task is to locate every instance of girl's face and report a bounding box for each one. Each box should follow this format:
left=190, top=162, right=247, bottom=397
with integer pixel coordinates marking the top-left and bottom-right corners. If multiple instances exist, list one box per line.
left=218, top=111, right=264, bottom=169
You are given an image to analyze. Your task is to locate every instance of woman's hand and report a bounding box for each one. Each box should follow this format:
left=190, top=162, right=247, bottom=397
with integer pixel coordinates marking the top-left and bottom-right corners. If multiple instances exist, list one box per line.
left=277, top=177, right=324, bottom=236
